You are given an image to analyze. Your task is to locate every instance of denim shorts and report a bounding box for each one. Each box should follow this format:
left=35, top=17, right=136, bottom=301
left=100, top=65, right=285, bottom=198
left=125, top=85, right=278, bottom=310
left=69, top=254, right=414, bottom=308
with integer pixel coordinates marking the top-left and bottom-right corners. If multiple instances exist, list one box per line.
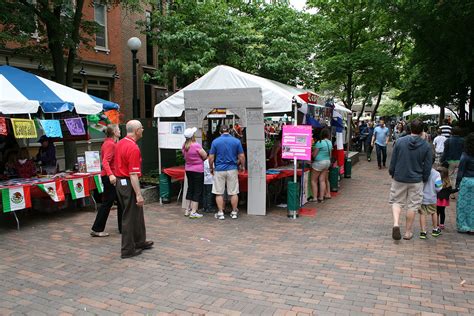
left=311, top=160, right=330, bottom=171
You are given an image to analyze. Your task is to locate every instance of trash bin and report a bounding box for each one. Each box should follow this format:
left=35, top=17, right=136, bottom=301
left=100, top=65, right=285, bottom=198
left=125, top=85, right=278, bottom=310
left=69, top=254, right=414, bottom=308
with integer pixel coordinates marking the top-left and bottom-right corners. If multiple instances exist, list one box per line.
left=159, top=173, right=171, bottom=204
left=344, top=157, right=352, bottom=178
left=329, top=166, right=339, bottom=192
left=287, top=181, right=300, bottom=219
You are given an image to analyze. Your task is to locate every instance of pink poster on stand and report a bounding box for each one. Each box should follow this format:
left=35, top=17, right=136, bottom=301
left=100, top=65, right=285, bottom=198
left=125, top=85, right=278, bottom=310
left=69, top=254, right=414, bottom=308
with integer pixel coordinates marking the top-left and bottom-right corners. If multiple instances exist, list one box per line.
left=281, top=125, right=312, bottom=161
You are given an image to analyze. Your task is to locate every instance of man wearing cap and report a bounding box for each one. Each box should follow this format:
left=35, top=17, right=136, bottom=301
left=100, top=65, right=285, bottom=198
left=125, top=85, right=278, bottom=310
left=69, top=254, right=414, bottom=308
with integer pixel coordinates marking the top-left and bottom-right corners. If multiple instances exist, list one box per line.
left=114, top=120, right=153, bottom=259
left=208, top=125, right=245, bottom=220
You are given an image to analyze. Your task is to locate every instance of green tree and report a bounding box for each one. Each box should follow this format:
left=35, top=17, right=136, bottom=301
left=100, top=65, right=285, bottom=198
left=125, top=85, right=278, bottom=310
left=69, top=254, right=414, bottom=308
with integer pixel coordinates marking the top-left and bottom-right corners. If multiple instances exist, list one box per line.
left=393, top=0, right=474, bottom=125
left=0, top=0, right=141, bottom=168
left=148, top=0, right=317, bottom=89
left=307, top=0, right=407, bottom=114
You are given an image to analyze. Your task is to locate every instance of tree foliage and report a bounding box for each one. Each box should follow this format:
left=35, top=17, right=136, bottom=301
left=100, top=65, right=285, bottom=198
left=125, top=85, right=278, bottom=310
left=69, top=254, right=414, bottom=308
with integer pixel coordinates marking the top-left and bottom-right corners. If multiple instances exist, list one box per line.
left=307, top=0, right=407, bottom=111
left=393, top=0, right=474, bottom=124
left=148, top=0, right=317, bottom=88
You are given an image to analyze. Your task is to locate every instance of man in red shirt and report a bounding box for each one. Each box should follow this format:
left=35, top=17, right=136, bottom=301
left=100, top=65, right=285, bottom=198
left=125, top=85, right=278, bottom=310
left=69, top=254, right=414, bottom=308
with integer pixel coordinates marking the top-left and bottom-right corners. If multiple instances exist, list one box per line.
left=115, top=120, right=153, bottom=259
left=91, top=124, right=122, bottom=237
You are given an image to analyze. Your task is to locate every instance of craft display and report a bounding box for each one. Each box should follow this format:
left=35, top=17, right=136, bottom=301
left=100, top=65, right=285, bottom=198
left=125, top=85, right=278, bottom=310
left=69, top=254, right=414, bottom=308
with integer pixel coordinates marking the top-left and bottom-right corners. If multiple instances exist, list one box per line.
left=0, top=117, right=7, bottom=136
left=64, top=117, right=86, bottom=136
left=11, top=118, right=37, bottom=139
left=40, top=119, right=63, bottom=138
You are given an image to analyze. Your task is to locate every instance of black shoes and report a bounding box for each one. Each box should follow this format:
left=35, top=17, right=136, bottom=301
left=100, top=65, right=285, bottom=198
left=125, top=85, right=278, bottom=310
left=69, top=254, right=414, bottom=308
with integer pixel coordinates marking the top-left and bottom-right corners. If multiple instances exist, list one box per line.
left=137, top=240, right=154, bottom=250
left=392, top=226, right=401, bottom=240
left=121, top=249, right=142, bottom=259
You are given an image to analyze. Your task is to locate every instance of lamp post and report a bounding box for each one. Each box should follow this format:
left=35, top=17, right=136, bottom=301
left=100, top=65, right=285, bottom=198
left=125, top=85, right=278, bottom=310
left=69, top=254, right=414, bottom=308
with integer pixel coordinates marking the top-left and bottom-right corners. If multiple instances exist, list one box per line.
left=127, top=37, right=142, bottom=118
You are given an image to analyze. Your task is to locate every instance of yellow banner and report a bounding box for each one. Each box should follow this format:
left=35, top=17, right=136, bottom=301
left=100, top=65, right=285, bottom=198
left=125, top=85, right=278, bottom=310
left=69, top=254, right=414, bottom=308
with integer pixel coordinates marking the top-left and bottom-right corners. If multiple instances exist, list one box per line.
left=11, top=119, right=37, bottom=139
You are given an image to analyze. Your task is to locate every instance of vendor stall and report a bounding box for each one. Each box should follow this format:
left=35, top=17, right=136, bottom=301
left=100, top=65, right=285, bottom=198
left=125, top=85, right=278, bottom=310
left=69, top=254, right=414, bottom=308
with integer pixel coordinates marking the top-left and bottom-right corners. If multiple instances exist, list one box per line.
left=0, top=66, right=119, bottom=224
left=154, top=65, right=352, bottom=216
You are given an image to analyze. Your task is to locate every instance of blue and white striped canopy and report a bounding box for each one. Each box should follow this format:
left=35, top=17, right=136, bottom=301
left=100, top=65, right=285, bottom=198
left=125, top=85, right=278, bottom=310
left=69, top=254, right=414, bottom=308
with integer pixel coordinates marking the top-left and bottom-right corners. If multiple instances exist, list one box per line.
left=0, top=65, right=119, bottom=115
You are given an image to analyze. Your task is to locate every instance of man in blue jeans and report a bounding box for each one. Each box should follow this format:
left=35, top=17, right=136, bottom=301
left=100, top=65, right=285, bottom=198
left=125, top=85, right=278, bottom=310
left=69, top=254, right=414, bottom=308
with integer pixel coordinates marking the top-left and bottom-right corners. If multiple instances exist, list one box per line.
left=371, top=120, right=390, bottom=169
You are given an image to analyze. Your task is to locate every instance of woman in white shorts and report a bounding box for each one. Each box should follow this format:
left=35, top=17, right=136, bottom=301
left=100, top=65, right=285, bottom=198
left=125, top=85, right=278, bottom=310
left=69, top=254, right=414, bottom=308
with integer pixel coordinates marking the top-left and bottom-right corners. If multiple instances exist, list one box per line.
left=310, top=128, right=333, bottom=202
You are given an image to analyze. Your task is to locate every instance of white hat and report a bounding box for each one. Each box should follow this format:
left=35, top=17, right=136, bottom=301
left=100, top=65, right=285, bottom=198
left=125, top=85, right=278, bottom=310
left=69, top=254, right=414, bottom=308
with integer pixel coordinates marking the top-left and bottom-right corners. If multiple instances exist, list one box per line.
left=184, top=127, right=197, bottom=139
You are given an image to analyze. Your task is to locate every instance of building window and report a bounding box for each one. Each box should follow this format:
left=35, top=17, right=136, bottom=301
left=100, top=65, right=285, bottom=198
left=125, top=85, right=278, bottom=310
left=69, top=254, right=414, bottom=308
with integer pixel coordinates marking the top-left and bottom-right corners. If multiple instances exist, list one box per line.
left=145, top=11, right=154, bottom=66
left=94, top=0, right=107, bottom=49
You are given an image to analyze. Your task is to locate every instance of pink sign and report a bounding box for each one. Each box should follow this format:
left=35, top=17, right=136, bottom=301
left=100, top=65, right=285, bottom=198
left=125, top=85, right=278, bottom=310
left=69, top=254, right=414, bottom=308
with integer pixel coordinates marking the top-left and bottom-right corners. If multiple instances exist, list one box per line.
left=281, top=125, right=313, bottom=161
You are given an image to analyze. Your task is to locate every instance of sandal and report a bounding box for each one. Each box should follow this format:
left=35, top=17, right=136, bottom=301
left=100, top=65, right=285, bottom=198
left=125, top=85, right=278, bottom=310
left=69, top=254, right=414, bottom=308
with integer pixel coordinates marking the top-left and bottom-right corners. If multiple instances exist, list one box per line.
left=324, top=196, right=332, bottom=200
left=403, top=232, right=413, bottom=240
left=317, top=198, right=324, bottom=203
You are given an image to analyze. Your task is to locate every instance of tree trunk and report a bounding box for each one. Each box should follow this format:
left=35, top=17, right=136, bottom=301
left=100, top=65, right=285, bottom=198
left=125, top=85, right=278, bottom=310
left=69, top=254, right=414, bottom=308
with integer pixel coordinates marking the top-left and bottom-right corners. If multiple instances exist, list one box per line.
left=371, top=84, right=384, bottom=121
left=66, top=0, right=85, bottom=87
left=346, top=72, right=353, bottom=110
left=356, top=95, right=370, bottom=124
left=459, top=91, right=467, bottom=125
left=439, top=104, right=445, bottom=125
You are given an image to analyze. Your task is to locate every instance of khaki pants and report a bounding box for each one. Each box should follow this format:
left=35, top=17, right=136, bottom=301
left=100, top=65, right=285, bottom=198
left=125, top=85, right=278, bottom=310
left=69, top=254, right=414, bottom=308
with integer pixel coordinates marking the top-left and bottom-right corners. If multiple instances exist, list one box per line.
left=116, top=177, right=146, bottom=256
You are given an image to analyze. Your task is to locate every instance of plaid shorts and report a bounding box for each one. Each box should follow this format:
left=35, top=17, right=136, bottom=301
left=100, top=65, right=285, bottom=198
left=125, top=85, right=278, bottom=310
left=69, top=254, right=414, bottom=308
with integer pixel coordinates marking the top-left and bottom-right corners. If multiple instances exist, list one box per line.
left=418, top=204, right=437, bottom=215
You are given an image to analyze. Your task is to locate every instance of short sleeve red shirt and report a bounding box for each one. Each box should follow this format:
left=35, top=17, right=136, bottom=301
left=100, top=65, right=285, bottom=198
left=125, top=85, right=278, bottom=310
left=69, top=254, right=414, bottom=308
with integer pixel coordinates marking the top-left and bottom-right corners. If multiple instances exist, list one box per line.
left=114, top=136, right=142, bottom=177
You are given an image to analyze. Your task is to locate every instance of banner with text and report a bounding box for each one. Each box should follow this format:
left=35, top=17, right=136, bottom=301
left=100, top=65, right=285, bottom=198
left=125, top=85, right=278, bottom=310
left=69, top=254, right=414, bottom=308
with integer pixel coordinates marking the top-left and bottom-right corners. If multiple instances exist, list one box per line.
left=281, top=125, right=312, bottom=161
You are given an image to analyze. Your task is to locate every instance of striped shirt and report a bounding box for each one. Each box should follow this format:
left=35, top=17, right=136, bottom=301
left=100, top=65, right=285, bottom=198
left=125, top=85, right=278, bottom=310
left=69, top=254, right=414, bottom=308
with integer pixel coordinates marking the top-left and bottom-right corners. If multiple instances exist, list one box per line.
left=439, top=125, right=452, bottom=138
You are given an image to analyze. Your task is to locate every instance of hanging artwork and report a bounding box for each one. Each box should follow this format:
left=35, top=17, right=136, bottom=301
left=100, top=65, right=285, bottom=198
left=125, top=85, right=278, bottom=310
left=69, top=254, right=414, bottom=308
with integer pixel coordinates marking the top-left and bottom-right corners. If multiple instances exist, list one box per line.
left=64, top=117, right=86, bottom=136
left=0, top=117, right=7, bottom=136
left=11, top=119, right=37, bottom=139
left=40, top=120, right=63, bottom=138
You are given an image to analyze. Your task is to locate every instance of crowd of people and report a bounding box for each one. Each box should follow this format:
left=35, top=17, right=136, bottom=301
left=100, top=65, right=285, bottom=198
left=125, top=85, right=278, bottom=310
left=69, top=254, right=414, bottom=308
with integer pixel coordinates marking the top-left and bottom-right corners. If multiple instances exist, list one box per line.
left=386, top=118, right=474, bottom=239
left=88, top=116, right=473, bottom=259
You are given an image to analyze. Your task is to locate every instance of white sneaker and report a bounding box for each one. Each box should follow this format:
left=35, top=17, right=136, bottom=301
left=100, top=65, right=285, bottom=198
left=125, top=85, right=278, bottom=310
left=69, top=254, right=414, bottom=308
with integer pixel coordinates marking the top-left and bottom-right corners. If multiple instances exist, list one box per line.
left=230, top=210, right=238, bottom=219
left=189, top=211, right=203, bottom=219
left=215, top=212, right=225, bottom=220
left=184, top=209, right=190, bottom=217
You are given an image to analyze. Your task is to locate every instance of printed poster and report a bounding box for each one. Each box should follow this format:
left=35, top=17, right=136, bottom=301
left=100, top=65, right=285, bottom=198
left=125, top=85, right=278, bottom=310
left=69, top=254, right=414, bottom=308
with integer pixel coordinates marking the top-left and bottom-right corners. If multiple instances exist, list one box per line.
left=85, top=151, right=101, bottom=173
left=158, top=122, right=186, bottom=149
left=281, top=125, right=312, bottom=161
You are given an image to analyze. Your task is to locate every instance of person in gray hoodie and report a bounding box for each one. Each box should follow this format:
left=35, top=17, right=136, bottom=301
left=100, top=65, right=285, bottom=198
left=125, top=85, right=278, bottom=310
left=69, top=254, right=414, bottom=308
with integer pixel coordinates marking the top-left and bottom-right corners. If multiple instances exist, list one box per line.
left=388, top=119, right=432, bottom=240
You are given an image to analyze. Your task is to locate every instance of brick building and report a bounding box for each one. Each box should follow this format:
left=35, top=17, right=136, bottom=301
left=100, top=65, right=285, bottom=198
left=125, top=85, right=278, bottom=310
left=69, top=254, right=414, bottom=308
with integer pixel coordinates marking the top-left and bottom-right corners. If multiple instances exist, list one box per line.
left=0, top=1, right=168, bottom=120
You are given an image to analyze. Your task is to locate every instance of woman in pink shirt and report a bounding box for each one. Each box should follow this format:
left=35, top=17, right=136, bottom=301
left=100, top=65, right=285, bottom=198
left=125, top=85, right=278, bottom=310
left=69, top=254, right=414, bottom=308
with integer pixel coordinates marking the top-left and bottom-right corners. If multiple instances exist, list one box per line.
left=182, top=127, right=207, bottom=218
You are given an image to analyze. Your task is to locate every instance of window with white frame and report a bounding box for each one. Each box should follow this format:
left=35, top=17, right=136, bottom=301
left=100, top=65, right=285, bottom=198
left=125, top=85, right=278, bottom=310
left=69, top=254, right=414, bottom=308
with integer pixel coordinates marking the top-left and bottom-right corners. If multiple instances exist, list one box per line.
left=94, top=0, right=107, bottom=49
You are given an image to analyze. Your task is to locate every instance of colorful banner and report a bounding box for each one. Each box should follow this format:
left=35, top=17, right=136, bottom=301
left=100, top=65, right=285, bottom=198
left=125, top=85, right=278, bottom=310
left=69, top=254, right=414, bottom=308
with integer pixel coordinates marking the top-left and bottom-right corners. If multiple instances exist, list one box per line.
left=2, top=186, right=31, bottom=213
left=11, top=118, right=37, bottom=139
left=37, top=180, right=65, bottom=202
left=64, top=117, right=86, bottom=136
left=0, top=117, right=7, bottom=136
left=281, top=125, right=313, bottom=161
left=93, top=175, right=104, bottom=194
left=67, top=178, right=90, bottom=200
left=40, top=119, right=63, bottom=138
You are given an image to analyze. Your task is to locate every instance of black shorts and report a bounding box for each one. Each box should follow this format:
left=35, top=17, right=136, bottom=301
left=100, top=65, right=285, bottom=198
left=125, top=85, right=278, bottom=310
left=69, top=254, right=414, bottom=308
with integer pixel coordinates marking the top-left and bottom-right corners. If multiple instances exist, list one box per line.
left=185, top=171, right=204, bottom=203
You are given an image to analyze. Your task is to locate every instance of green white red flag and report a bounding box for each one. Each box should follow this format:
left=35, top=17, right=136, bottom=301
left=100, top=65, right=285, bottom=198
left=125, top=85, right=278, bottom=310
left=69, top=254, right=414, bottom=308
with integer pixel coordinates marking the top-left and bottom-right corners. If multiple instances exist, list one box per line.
left=67, top=178, right=90, bottom=200
left=93, top=175, right=104, bottom=193
left=37, top=180, right=65, bottom=202
left=1, top=186, right=32, bottom=213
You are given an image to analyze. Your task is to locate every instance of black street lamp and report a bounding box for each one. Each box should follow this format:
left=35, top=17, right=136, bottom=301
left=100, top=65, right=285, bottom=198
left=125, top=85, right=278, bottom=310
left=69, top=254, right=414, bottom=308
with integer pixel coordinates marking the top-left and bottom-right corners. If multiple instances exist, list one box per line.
left=127, top=37, right=142, bottom=118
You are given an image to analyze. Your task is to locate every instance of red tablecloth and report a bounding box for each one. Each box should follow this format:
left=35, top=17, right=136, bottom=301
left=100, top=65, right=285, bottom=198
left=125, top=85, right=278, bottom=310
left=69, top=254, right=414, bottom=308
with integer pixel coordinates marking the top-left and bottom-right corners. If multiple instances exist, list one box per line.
left=162, top=166, right=309, bottom=192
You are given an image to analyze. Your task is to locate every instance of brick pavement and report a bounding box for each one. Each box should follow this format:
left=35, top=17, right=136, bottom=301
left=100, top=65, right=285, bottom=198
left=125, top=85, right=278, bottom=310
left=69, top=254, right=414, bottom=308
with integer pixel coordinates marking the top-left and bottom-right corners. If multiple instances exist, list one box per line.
left=1, top=149, right=474, bottom=315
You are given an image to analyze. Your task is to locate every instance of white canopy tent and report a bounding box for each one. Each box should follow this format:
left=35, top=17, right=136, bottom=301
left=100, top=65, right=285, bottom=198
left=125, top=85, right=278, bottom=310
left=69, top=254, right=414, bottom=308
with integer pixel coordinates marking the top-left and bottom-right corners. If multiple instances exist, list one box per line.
left=153, top=65, right=350, bottom=118
left=403, top=104, right=460, bottom=119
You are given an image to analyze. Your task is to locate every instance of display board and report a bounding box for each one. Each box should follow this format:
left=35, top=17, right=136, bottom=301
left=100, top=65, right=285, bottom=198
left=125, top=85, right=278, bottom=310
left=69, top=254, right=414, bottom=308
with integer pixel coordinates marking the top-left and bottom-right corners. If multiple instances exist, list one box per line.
left=85, top=151, right=101, bottom=173
left=158, top=122, right=186, bottom=149
left=281, top=125, right=312, bottom=161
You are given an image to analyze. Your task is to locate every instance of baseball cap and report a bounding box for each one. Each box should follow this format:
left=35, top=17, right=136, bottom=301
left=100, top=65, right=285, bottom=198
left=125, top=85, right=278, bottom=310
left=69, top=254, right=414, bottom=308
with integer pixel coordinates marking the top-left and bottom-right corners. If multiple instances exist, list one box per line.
left=220, top=125, right=229, bottom=133
left=184, top=127, right=197, bottom=139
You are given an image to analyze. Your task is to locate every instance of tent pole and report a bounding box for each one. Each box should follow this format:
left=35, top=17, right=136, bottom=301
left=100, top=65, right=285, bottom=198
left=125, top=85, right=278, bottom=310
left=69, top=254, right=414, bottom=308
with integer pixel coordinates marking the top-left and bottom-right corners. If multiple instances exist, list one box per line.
left=157, top=117, right=162, bottom=205
left=293, top=99, right=297, bottom=183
